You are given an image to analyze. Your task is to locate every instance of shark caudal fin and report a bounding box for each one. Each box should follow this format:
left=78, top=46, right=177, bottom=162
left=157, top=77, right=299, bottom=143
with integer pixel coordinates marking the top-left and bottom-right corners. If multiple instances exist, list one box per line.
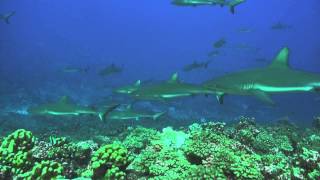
left=204, top=60, right=211, bottom=68
left=228, top=0, right=245, bottom=14
left=152, top=111, right=166, bottom=120
left=269, top=47, right=290, bottom=69
left=99, top=104, right=120, bottom=121
left=2, top=12, right=15, bottom=24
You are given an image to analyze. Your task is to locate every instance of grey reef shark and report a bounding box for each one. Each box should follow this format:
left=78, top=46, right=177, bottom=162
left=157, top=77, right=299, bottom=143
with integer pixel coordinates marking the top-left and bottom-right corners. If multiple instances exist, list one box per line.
left=28, top=96, right=119, bottom=121
left=203, top=47, right=320, bottom=105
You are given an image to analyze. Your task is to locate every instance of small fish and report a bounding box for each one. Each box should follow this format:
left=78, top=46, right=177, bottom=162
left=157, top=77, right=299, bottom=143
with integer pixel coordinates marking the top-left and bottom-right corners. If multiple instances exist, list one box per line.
left=183, top=60, right=211, bottom=72
left=271, top=22, right=292, bottom=30
left=99, top=63, right=123, bottom=77
left=0, top=11, right=15, bottom=24
left=213, top=38, right=226, bottom=48
left=62, top=67, right=89, bottom=73
left=207, top=50, right=220, bottom=57
left=237, top=27, right=253, bottom=33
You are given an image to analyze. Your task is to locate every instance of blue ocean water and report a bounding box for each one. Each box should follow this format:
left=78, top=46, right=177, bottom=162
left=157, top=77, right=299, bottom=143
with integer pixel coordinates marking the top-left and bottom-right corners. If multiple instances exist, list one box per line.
left=1, top=0, right=320, bottom=134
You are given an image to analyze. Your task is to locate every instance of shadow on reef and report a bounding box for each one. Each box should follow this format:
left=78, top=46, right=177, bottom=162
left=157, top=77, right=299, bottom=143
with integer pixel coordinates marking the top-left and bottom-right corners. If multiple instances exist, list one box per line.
left=1, top=116, right=320, bottom=179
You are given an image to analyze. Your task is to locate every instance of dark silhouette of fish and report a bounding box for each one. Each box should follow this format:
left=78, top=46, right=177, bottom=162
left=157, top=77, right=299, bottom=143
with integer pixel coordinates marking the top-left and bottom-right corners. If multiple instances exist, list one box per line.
left=213, top=38, right=226, bottom=48
left=98, top=63, right=123, bottom=77
left=183, top=60, right=211, bottom=72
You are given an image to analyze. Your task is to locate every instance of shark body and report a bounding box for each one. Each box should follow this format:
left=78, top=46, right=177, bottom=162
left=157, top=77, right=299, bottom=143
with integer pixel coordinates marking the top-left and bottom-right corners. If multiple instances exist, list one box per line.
left=62, top=67, right=89, bottom=73
left=172, top=0, right=245, bottom=14
left=107, top=105, right=165, bottom=121
left=203, top=47, right=320, bottom=104
left=131, top=73, right=216, bottom=100
left=28, top=96, right=118, bottom=121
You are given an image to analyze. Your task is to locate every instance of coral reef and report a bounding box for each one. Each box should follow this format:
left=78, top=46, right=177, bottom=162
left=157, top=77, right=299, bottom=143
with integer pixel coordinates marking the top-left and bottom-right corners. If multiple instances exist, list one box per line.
left=0, top=118, right=320, bottom=179
left=82, top=143, right=130, bottom=179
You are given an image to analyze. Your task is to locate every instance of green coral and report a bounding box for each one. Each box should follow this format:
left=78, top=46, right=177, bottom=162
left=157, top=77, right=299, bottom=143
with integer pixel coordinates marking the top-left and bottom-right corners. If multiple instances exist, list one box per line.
left=0, top=129, right=35, bottom=154
left=261, top=152, right=292, bottom=179
left=83, top=143, right=130, bottom=179
left=19, top=160, right=64, bottom=179
left=130, top=146, right=196, bottom=179
left=0, top=129, right=35, bottom=175
left=122, top=127, right=159, bottom=155
left=183, top=122, right=263, bottom=179
left=152, top=127, right=189, bottom=149
left=46, top=137, right=76, bottom=161
left=253, top=129, right=293, bottom=154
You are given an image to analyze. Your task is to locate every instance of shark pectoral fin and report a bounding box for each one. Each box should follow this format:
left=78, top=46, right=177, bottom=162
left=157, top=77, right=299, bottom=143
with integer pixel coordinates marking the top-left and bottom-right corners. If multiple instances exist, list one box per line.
left=252, top=91, right=275, bottom=105
left=100, top=104, right=120, bottom=122
left=216, top=93, right=225, bottom=104
left=229, top=6, right=235, bottom=14
left=153, top=112, right=165, bottom=120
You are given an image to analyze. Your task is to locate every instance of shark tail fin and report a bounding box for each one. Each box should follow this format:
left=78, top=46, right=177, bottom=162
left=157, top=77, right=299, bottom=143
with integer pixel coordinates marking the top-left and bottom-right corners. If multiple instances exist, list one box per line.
left=99, top=104, right=120, bottom=122
left=83, top=67, right=90, bottom=73
left=3, top=12, right=15, bottom=24
left=229, top=5, right=235, bottom=14
left=204, top=60, right=211, bottom=68
left=228, top=0, right=245, bottom=14
left=152, top=111, right=165, bottom=120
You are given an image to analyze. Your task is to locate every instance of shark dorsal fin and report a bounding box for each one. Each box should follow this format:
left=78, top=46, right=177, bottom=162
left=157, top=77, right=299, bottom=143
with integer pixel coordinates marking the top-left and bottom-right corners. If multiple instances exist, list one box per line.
left=269, top=47, right=290, bottom=69
left=168, top=72, right=179, bottom=83
left=134, top=80, right=141, bottom=87
left=58, top=96, right=70, bottom=104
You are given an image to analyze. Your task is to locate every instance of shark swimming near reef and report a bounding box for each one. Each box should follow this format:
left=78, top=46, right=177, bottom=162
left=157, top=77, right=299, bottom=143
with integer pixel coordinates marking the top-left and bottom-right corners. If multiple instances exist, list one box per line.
left=28, top=96, right=119, bottom=121
left=203, top=47, right=320, bottom=105
left=106, top=105, right=165, bottom=121
left=131, top=73, right=216, bottom=100
left=0, top=11, right=15, bottom=24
